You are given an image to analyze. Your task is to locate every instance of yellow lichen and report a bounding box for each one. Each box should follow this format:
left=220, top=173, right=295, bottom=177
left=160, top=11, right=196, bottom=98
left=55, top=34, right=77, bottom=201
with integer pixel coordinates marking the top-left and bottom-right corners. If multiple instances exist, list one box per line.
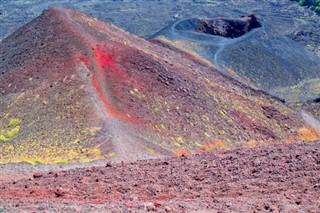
left=7, top=118, right=20, bottom=127
left=202, top=115, right=210, bottom=121
left=219, top=110, right=227, bottom=116
left=175, top=136, right=184, bottom=144
left=146, top=147, right=156, bottom=154
left=21, top=158, right=45, bottom=166
left=6, top=126, right=20, bottom=138
left=83, top=127, right=101, bottom=136
left=108, top=152, right=116, bottom=157
left=0, top=135, right=9, bottom=142
left=204, top=132, right=211, bottom=137
left=53, top=159, right=68, bottom=164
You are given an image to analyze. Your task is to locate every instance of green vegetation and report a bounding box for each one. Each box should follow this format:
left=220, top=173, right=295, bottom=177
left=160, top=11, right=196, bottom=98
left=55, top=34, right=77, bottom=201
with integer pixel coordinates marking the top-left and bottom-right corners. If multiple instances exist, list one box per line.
left=293, top=0, right=320, bottom=14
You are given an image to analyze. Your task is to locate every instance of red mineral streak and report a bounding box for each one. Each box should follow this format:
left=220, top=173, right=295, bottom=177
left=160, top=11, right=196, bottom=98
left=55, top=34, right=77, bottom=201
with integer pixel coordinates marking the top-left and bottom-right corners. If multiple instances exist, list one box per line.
left=80, top=53, right=135, bottom=123
left=94, top=48, right=142, bottom=90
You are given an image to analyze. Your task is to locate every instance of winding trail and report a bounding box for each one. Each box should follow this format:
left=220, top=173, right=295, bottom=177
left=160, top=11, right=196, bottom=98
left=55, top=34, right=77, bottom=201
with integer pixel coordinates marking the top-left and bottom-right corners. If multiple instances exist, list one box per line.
left=66, top=10, right=169, bottom=162
left=301, top=110, right=320, bottom=131
left=166, top=18, right=264, bottom=68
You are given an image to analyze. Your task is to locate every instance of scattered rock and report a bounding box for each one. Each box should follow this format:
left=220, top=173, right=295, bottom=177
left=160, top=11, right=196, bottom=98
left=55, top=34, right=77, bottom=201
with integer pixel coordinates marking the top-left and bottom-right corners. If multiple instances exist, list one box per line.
left=226, top=201, right=233, bottom=207
left=54, top=187, right=68, bottom=197
left=154, top=200, right=161, bottom=207
left=33, top=173, right=43, bottom=178
left=162, top=161, right=169, bottom=165
left=165, top=206, right=173, bottom=212
left=146, top=202, right=156, bottom=211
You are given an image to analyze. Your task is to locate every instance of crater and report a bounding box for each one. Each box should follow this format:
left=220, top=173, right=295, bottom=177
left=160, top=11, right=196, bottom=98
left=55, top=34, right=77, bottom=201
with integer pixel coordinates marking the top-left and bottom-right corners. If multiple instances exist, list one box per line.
left=197, top=14, right=262, bottom=38
left=312, top=97, right=320, bottom=103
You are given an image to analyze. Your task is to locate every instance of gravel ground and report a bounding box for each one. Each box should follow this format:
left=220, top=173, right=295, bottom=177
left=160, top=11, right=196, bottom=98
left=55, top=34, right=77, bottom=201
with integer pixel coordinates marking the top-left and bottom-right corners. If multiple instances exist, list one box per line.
left=1, top=141, right=319, bottom=212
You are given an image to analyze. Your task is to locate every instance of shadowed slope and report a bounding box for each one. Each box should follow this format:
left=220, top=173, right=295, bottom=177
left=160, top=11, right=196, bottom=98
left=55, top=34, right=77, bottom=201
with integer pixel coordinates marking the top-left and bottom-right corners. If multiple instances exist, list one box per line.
left=0, top=8, right=315, bottom=165
left=150, top=15, right=320, bottom=103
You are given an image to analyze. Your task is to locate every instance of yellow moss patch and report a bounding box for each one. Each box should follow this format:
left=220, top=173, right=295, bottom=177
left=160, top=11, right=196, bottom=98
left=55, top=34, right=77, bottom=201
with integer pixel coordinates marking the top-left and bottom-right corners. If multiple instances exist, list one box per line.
left=174, top=142, right=181, bottom=147
left=146, top=147, right=156, bottom=154
left=108, top=152, right=116, bottom=157
left=6, top=126, right=20, bottom=138
left=298, top=128, right=320, bottom=142
left=21, top=158, right=46, bottom=166
left=204, top=132, right=211, bottom=138
left=160, top=123, right=166, bottom=129
left=219, top=110, right=227, bottom=116
left=202, top=115, right=210, bottom=121
left=7, top=118, right=20, bottom=127
left=195, top=142, right=202, bottom=147
left=197, top=139, right=229, bottom=153
left=83, top=127, right=101, bottom=136
left=175, top=136, right=184, bottom=144
left=53, top=159, right=68, bottom=164
left=0, top=135, right=9, bottom=142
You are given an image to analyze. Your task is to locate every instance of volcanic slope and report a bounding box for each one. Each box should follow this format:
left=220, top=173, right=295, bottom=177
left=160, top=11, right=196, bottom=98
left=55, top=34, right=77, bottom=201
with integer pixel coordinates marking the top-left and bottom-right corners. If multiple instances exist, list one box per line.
left=0, top=8, right=315, bottom=165
left=150, top=14, right=320, bottom=103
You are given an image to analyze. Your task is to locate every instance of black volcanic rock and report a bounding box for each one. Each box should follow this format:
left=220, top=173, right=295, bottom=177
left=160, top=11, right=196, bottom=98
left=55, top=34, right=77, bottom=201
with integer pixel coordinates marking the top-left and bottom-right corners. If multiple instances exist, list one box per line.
left=197, top=15, right=262, bottom=38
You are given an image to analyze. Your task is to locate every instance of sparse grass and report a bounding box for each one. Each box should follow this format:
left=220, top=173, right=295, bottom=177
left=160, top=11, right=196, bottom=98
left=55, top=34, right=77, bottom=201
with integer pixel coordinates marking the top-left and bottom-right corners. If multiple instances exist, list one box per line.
left=83, top=127, right=101, bottom=136
left=108, top=152, right=116, bottom=157
left=6, top=126, right=20, bottom=138
left=53, top=159, right=68, bottom=164
left=7, top=118, right=20, bottom=127
left=197, top=139, right=229, bottom=153
left=0, top=119, right=21, bottom=142
left=21, top=158, right=46, bottom=166
left=298, top=127, right=320, bottom=141
left=0, top=135, right=9, bottom=142
left=146, top=147, right=156, bottom=154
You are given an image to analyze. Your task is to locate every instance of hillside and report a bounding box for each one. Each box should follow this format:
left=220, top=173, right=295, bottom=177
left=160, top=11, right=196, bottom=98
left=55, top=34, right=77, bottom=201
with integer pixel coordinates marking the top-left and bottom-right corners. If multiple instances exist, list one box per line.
left=150, top=14, right=320, bottom=104
left=292, top=0, right=320, bottom=14
left=0, top=8, right=314, bottom=165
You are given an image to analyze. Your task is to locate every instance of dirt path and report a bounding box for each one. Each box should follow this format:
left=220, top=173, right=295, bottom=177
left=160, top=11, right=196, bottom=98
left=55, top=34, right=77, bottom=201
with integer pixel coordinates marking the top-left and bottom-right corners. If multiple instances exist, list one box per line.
left=106, top=119, right=165, bottom=162
left=301, top=110, right=320, bottom=131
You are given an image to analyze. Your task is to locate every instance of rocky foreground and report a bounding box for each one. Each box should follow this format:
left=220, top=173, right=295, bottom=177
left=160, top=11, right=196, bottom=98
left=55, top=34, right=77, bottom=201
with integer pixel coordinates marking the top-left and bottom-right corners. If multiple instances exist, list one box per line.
left=0, top=141, right=319, bottom=212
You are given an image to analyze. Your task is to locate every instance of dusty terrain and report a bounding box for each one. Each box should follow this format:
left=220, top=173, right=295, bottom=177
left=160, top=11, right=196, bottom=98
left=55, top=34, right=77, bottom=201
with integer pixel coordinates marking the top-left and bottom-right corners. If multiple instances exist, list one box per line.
left=0, top=141, right=319, bottom=212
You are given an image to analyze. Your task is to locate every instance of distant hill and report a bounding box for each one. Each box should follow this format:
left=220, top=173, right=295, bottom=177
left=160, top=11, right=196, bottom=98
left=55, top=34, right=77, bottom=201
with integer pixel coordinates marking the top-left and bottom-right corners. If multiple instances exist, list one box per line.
left=292, top=0, right=320, bottom=14
left=150, top=14, right=320, bottom=104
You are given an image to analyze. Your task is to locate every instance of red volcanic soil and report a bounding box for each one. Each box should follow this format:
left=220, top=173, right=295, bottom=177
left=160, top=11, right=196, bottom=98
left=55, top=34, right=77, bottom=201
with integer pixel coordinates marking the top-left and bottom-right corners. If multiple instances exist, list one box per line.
left=0, top=141, right=319, bottom=212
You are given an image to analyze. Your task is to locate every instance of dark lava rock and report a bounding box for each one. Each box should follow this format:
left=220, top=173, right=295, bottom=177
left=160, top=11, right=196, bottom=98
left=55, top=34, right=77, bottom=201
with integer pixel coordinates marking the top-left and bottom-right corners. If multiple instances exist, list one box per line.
left=33, top=173, right=43, bottom=178
left=54, top=187, right=68, bottom=197
left=197, top=14, right=261, bottom=38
